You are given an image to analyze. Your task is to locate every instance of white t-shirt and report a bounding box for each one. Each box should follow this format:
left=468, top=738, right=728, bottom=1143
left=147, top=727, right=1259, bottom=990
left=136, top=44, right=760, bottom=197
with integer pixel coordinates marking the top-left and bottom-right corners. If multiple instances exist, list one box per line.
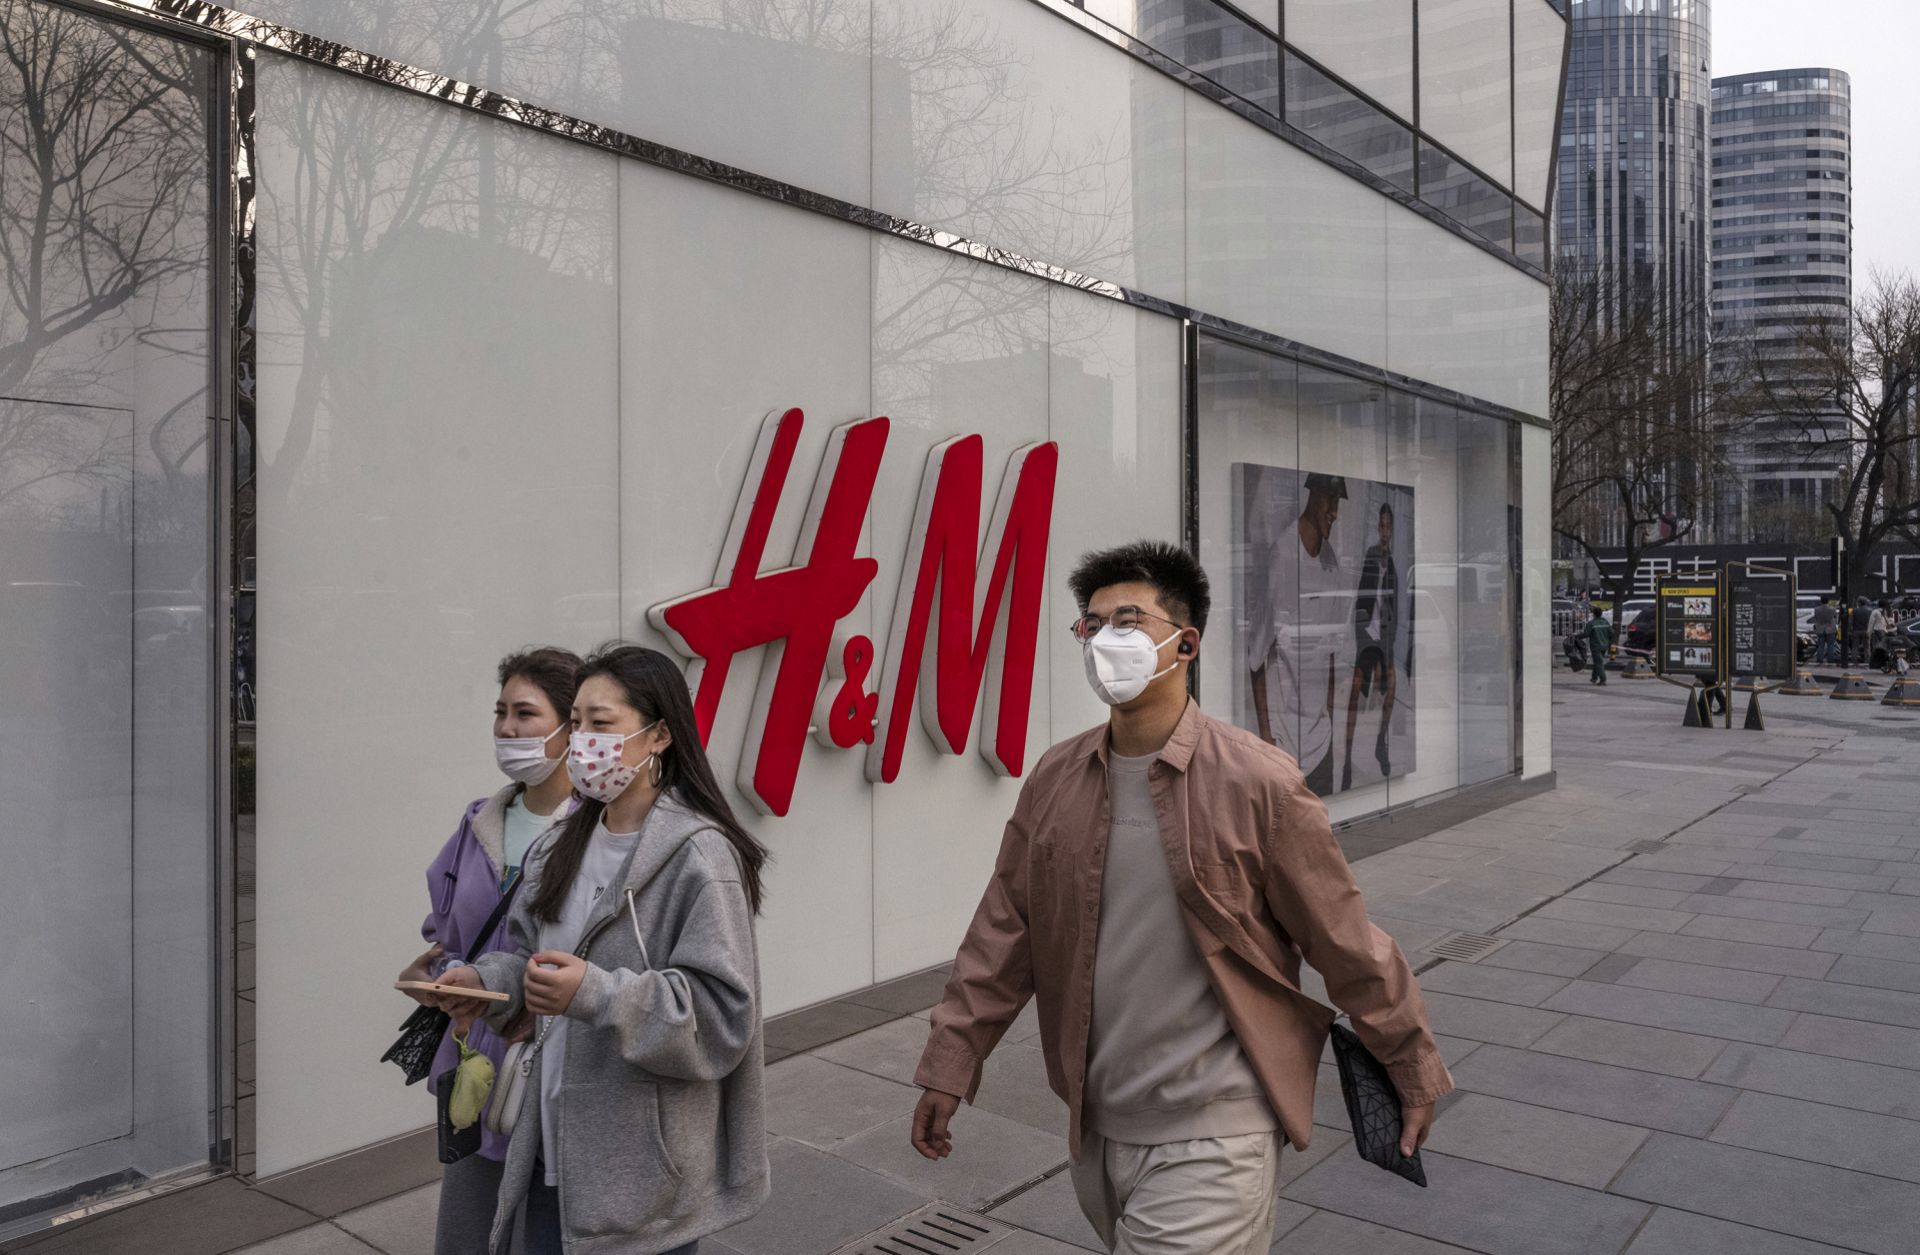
left=1247, top=516, right=1344, bottom=773
left=534, top=822, right=641, bottom=1185
left=502, top=793, right=559, bottom=874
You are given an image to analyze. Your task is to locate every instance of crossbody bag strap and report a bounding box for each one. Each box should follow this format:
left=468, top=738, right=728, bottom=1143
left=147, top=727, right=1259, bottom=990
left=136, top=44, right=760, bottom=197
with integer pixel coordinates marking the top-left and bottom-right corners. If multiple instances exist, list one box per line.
left=462, top=866, right=524, bottom=964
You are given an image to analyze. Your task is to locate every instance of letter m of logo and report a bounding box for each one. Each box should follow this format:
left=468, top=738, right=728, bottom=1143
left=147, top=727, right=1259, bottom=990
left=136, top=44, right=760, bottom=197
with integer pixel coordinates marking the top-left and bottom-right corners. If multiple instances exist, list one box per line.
left=867, top=436, right=1059, bottom=784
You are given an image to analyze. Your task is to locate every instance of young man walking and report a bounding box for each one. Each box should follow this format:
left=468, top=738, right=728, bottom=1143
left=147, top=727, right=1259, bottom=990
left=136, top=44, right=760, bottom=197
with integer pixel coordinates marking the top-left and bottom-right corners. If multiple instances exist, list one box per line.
left=909, top=542, right=1451, bottom=1254
left=1585, top=604, right=1613, bottom=685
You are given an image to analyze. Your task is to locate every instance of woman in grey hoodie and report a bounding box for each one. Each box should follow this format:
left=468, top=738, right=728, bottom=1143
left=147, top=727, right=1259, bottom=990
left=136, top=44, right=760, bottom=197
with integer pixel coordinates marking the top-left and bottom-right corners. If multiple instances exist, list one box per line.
left=440, top=644, right=771, bottom=1255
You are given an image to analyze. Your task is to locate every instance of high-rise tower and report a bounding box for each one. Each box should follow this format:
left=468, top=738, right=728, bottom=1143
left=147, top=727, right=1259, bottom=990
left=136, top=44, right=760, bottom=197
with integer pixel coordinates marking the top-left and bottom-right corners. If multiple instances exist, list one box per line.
left=1709, top=68, right=1852, bottom=540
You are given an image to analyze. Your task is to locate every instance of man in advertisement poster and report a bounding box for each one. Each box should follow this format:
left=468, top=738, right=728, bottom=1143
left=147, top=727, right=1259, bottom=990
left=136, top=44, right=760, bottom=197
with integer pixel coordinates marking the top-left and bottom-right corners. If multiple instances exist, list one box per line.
left=1343, top=501, right=1400, bottom=791
left=909, top=542, right=1451, bottom=1255
left=1247, top=472, right=1348, bottom=795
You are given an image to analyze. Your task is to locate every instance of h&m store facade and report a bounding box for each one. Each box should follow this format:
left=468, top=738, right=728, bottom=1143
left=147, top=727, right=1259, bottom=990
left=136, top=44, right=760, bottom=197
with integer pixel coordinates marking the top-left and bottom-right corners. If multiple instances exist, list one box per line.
left=0, top=0, right=1565, bottom=1234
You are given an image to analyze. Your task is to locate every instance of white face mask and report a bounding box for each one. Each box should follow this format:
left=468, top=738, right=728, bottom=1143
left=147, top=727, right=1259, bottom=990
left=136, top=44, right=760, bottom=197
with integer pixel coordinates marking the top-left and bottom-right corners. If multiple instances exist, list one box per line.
left=566, top=719, right=662, bottom=804
left=1082, top=625, right=1183, bottom=706
left=494, top=724, right=566, bottom=785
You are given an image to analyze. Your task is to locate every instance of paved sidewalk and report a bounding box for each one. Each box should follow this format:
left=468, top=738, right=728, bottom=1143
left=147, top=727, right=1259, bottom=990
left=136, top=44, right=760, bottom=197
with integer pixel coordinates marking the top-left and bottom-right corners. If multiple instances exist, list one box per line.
left=235, top=674, right=1920, bottom=1254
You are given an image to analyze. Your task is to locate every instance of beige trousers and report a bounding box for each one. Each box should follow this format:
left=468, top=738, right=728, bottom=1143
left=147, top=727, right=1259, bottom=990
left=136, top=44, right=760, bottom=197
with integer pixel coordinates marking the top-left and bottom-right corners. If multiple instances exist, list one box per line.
left=1068, top=1130, right=1281, bottom=1255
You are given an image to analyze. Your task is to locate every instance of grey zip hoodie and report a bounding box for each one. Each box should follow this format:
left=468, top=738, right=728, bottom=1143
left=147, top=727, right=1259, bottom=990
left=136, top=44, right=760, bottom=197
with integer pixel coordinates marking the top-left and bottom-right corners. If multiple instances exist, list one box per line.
left=470, top=790, right=769, bottom=1255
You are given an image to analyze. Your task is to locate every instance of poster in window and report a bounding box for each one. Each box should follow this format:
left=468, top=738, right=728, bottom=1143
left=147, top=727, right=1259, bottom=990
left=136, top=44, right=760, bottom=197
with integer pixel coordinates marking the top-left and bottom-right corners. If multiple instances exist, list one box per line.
left=1233, top=464, right=1416, bottom=797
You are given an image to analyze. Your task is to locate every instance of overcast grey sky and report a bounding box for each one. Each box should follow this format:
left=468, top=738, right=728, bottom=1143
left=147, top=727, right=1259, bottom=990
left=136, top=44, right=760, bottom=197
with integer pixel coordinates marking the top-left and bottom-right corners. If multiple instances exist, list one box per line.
left=1712, top=0, right=1919, bottom=282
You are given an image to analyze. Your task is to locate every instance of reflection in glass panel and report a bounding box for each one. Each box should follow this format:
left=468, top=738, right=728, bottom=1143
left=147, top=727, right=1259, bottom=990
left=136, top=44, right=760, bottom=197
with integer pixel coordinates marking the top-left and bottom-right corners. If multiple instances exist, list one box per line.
left=1457, top=410, right=1515, bottom=786
left=1420, top=141, right=1515, bottom=251
left=1285, top=50, right=1416, bottom=193
left=1513, top=203, right=1548, bottom=268
left=1388, top=393, right=1461, bottom=806
left=1087, top=0, right=1281, bottom=115
left=0, top=0, right=215, bottom=1226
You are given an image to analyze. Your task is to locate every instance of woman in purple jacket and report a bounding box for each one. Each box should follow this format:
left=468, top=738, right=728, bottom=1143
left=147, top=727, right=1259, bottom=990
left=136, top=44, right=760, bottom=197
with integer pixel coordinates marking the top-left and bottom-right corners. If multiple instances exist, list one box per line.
left=396, top=646, right=582, bottom=1255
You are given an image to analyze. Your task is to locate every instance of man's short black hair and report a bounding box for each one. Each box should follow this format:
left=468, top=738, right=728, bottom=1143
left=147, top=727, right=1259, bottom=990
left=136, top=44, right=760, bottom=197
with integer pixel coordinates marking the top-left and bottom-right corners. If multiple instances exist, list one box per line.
left=1068, top=541, right=1210, bottom=635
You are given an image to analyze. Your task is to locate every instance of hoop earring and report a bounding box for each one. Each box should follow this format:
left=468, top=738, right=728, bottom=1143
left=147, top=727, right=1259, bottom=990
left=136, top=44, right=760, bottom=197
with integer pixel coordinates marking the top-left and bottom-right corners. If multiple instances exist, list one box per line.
left=648, top=753, right=665, bottom=789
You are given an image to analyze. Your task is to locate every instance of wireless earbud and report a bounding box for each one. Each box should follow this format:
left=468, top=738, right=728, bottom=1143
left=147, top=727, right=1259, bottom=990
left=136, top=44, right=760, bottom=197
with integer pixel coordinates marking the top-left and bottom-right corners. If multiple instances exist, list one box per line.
left=1178, top=641, right=1193, bottom=655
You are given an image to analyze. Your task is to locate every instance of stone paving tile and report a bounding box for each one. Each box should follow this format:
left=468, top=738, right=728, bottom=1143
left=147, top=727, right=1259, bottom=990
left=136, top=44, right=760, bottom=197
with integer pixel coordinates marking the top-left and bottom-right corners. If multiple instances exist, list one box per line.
left=228, top=1228, right=382, bottom=1255
left=1778, top=1013, right=1920, bottom=1070
left=989, top=1231, right=1103, bottom=1255
left=1767, top=851, right=1889, bottom=874
left=834, top=1108, right=1065, bottom=1211
left=330, top=1185, right=435, bottom=1255
left=1446, top=1044, right=1735, bottom=1136
left=1565, top=882, right=1694, bottom=910
left=1530, top=1015, right=1730, bottom=1078
left=1495, top=915, right=1640, bottom=952
left=1617, top=931, right=1837, bottom=978
left=1386, top=880, right=1554, bottom=932
left=1727, top=880, right=1857, bottom=906
left=971, top=1040, right=1066, bottom=1138
left=1416, top=991, right=1566, bottom=1047
left=1539, top=980, right=1797, bottom=1044
left=1595, top=867, right=1717, bottom=892
left=765, top=1055, right=921, bottom=1149
left=1678, top=892, right=1873, bottom=928
left=1676, top=913, right=1824, bottom=948
left=1703, top=1042, right=1920, bottom=1117
left=1280, top=1148, right=1650, bottom=1255
left=1825, top=953, right=1920, bottom=995
left=1533, top=899, right=1697, bottom=933
left=1273, top=1211, right=1481, bottom=1254
left=1419, top=1093, right=1648, bottom=1188
left=1611, top=1133, right=1920, bottom=1255
left=1621, top=1208, right=1862, bottom=1255
left=811, top=1014, right=929, bottom=1087
left=1717, top=862, right=1896, bottom=892
left=1576, top=953, right=1643, bottom=983
left=1766, top=975, right=1920, bottom=1029
left=1620, top=851, right=1739, bottom=877
left=718, top=1139, right=923, bottom=1255
left=1477, top=940, right=1608, bottom=978
left=1862, top=908, right=1920, bottom=938
left=1613, top=957, right=1784, bottom=1004
left=1415, top=962, right=1570, bottom=1007
left=986, top=1170, right=1100, bottom=1252
left=1709, top=1090, right=1920, bottom=1184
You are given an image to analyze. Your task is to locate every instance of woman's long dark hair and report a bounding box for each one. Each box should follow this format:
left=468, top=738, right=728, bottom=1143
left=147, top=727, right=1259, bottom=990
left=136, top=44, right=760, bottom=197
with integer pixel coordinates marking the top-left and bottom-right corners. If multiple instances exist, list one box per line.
left=529, top=643, right=769, bottom=922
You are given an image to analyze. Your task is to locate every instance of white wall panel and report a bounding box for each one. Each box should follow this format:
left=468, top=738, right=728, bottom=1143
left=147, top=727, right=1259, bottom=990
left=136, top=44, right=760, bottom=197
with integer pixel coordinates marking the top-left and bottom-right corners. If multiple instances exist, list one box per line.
left=1186, top=103, right=1389, bottom=367
left=1284, top=0, right=1415, bottom=122
left=616, top=162, right=878, bottom=1017
left=1045, top=288, right=1184, bottom=737
left=1520, top=421, right=1551, bottom=779
left=874, top=0, right=1186, bottom=299
left=1387, top=211, right=1547, bottom=418
left=240, top=0, right=874, bottom=208
left=1418, top=0, right=1514, bottom=185
left=867, top=236, right=1052, bottom=981
left=252, top=56, right=621, bottom=1175
left=1513, top=0, right=1567, bottom=210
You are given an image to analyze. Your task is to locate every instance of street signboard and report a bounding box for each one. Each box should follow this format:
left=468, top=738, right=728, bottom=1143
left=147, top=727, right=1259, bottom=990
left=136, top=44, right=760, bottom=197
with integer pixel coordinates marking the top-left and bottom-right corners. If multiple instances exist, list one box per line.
left=1726, top=563, right=1797, bottom=683
left=1657, top=579, right=1723, bottom=683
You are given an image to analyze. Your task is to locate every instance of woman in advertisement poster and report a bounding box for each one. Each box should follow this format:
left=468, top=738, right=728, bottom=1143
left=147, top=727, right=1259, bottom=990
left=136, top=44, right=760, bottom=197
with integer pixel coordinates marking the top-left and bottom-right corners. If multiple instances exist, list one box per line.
left=1343, top=502, right=1400, bottom=791
left=1247, top=472, right=1347, bottom=795
left=435, top=644, right=771, bottom=1255
left=397, top=647, right=583, bottom=1255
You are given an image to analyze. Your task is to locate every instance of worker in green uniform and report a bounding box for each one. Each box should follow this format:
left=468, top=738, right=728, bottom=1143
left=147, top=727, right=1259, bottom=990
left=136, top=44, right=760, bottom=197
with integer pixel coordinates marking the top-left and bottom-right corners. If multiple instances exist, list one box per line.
left=1586, top=605, right=1614, bottom=686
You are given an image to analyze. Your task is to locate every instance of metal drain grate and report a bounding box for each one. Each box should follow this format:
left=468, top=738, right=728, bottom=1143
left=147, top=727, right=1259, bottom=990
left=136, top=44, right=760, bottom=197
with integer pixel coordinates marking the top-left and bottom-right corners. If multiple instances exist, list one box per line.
left=834, top=1204, right=1009, bottom=1255
left=1428, top=932, right=1505, bottom=963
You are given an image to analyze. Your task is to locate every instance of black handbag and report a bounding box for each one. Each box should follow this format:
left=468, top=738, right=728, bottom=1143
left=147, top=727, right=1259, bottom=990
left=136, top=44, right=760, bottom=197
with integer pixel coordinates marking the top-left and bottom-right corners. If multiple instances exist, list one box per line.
left=379, top=867, right=524, bottom=1085
left=1329, top=1021, right=1428, bottom=1187
left=435, top=1066, right=484, bottom=1164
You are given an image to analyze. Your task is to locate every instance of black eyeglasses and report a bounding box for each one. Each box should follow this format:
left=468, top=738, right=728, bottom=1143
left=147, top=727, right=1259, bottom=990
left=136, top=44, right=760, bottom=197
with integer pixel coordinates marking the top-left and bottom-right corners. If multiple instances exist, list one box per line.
left=1068, top=606, right=1183, bottom=643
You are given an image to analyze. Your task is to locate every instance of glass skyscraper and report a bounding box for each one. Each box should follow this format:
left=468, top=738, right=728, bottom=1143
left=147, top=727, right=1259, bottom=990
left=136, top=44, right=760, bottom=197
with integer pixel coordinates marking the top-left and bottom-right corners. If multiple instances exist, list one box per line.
left=1710, top=68, right=1852, bottom=540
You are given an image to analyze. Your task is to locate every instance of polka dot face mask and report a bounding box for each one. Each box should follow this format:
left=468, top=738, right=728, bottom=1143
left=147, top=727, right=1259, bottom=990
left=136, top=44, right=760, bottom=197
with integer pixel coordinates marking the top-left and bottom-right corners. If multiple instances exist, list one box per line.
left=566, top=719, right=661, bottom=804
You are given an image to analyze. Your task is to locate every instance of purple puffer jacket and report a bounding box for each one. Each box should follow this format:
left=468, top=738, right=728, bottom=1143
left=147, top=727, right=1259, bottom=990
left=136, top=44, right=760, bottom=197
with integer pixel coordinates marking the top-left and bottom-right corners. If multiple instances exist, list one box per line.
left=420, top=783, right=573, bottom=1161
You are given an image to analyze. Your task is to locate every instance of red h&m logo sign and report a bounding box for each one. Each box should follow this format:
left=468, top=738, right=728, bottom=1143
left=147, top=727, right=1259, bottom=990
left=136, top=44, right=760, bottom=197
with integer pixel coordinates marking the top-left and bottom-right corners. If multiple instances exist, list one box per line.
left=649, top=408, right=1059, bottom=816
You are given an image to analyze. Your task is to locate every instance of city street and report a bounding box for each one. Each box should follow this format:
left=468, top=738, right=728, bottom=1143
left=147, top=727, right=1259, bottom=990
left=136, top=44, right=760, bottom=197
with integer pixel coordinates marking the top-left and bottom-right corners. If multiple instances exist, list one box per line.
left=32, top=669, right=1911, bottom=1255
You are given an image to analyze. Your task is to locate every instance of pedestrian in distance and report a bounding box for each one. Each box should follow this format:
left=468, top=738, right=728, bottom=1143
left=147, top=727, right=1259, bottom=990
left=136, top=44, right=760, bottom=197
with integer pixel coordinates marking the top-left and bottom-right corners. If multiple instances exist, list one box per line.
left=1585, top=605, right=1613, bottom=685
left=1850, top=597, right=1873, bottom=666
left=909, top=541, right=1451, bottom=1255
left=396, top=647, right=583, bottom=1255
left=437, top=645, right=771, bottom=1255
left=1810, top=599, right=1839, bottom=665
left=1870, top=599, right=1891, bottom=669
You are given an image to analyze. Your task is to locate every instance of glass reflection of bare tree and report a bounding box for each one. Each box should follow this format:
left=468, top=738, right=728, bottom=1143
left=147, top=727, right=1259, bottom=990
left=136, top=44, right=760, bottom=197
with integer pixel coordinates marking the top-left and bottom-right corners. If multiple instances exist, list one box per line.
left=0, top=0, right=210, bottom=522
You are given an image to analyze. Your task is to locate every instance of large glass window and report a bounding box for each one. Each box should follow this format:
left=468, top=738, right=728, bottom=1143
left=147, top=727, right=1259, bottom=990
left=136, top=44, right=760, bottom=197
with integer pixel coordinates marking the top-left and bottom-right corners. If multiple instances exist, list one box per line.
left=1194, top=332, right=1519, bottom=817
left=1285, top=50, right=1416, bottom=193
left=0, top=1, right=218, bottom=1231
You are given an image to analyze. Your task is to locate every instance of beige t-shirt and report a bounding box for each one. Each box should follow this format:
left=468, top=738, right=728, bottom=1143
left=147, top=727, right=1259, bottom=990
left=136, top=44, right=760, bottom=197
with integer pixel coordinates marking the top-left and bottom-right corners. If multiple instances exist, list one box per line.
left=1083, top=751, right=1277, bottom=1144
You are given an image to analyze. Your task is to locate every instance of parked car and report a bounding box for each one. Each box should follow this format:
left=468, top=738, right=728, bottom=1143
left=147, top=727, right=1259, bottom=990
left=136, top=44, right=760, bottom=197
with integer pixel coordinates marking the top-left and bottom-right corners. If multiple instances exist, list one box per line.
left=1622, top=606, right=1655, bottom=655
